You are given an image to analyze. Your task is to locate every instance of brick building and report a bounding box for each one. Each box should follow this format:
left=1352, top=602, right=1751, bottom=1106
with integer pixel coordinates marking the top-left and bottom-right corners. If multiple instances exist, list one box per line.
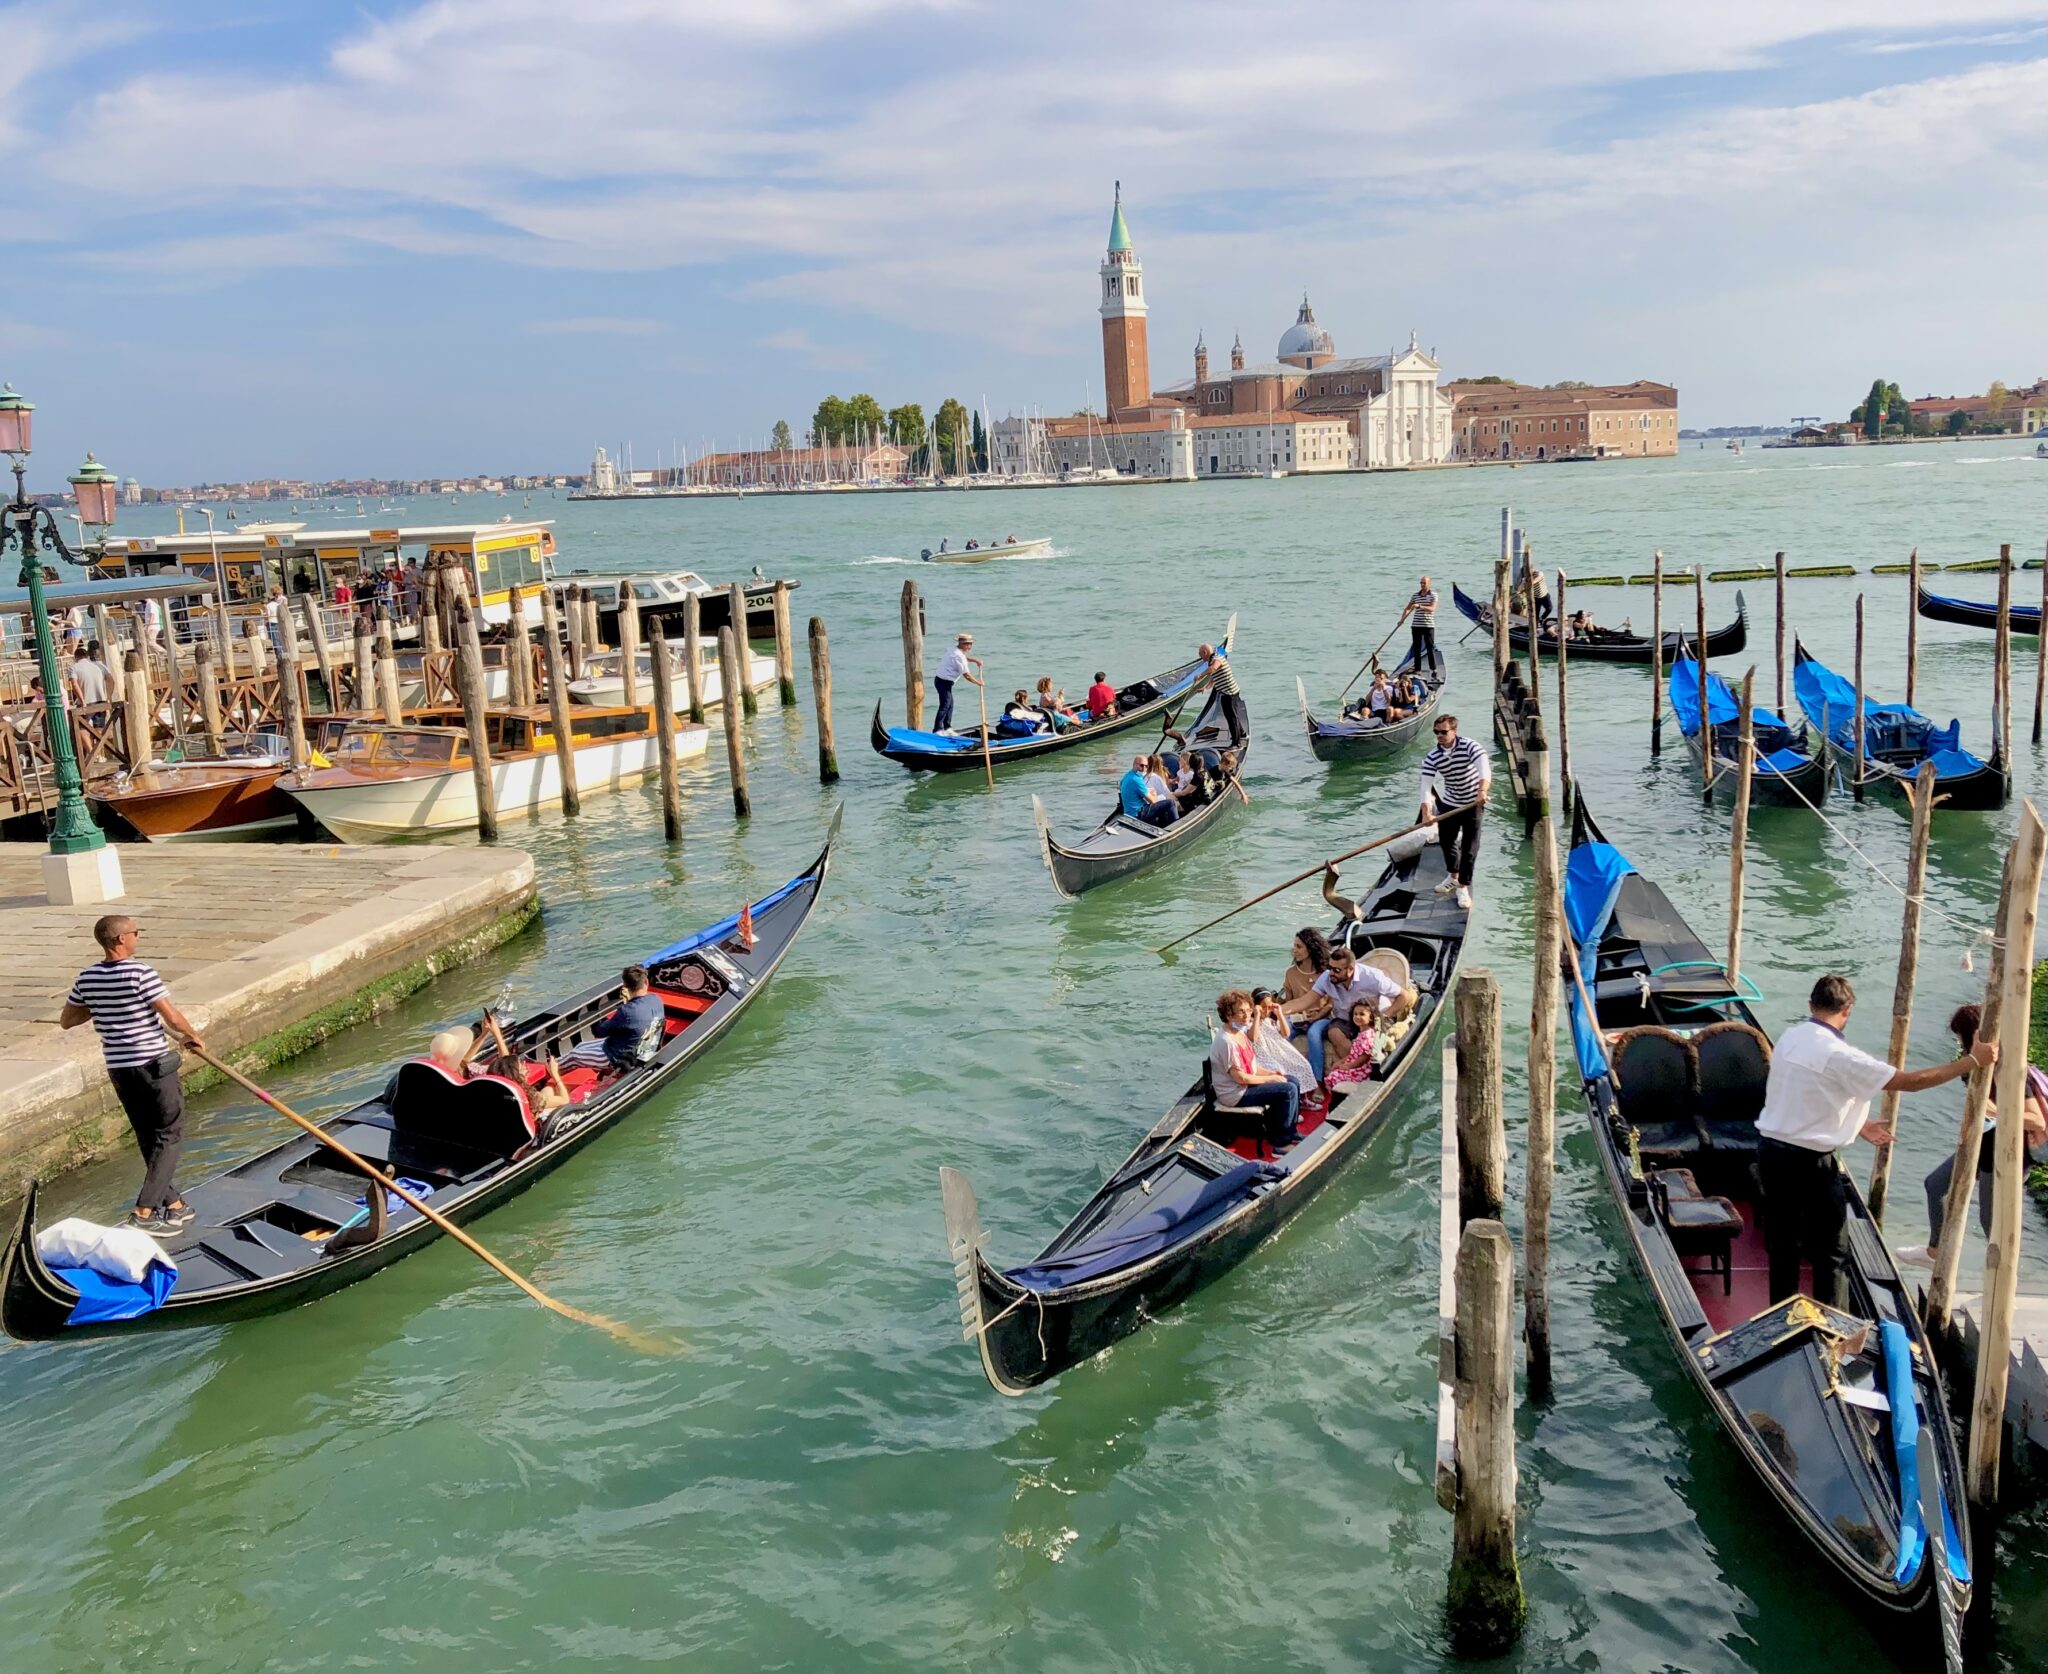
left=1445, top=381, right=1680, bottom=460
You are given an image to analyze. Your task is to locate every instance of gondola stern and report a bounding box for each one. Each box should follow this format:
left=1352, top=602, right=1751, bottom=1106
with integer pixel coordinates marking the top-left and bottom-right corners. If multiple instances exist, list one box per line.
left=1295, top=676, right=1313, bottom=735
left=939, top=1166, right=1037, bottom=1397
left=867, top=701, right=892, bottom=757
left=1, top=1181, right=75, bottom=1344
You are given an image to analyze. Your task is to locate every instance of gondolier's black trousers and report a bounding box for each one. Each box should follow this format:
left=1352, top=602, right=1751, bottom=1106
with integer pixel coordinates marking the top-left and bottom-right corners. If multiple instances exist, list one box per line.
left=1759, top=1136, right=1847, bottom=1309
left=1438, top=805, right=1482, bottom=888
left=1409, top=621, right=1440, bottom=677
left=110, top=1050, right=186, bottom=1213
left=933, top=677, right=956, bottom=731
left=1221, top=692, right=1249, bottom=745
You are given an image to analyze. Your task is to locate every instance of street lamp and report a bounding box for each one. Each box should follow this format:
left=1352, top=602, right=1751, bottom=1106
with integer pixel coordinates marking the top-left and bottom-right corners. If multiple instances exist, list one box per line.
left=0, top=385, right=124, bottom=902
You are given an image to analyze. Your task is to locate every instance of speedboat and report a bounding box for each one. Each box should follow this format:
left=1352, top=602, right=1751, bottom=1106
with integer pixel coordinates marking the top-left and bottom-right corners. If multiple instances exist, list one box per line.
left=567, top=636, right=777, bottom=710
left=920, top=535, right=1052, bottom=564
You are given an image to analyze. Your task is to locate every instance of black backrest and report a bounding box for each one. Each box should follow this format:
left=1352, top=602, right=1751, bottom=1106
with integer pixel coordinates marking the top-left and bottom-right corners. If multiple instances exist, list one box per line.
left=1694, top=1022, right=1771, bottom=1126
left=387, top=1060, right=535, bottom=1158
left=1609, top=1027, right=1698, bottom=1126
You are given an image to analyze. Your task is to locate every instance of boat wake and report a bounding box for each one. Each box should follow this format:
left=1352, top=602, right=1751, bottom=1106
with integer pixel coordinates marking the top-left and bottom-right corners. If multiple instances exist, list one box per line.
left=850, top=555, right=913, bottom=565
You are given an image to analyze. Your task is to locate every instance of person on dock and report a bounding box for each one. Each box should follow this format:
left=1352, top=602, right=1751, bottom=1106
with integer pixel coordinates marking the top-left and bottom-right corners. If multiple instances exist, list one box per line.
left=1757, top=973, right=1996, bottom=1308
left=1897, top=1002, right=2047, bottom=1270
left=67, top=642, right=112, bottom=726
left=1200, top=641, right=1246, bottom=742
left=560, top=967, right=666, bottom=1073
left=1210, top=989, right=1302, bottom=1149
left=932, top=633, right=981, bottom=732
left=1120, top=754, right=1177, bottom=827
left=58, top=915, right=206, bottom=1238
left=1397, top=574, right=1442, bottom=677
left=1418, top=714, right=1491, bottom=911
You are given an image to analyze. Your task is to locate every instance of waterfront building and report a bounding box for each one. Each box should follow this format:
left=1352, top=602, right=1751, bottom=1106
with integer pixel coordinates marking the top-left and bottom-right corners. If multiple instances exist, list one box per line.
left=1445, top=380, right=1680, bottom=460
left=689, top=440, right=910, bottom=488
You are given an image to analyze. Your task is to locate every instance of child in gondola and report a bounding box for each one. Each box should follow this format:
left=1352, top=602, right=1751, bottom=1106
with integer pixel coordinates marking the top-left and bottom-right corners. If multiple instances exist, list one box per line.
left=1322, top=999, right=1380, bottom=1097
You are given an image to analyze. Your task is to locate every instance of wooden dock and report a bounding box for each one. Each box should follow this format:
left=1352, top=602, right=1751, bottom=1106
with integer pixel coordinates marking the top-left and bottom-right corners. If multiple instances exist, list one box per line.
left=1492, top=659, right=1549, bottom=836
left=0, top=841, right=537, bottom=1198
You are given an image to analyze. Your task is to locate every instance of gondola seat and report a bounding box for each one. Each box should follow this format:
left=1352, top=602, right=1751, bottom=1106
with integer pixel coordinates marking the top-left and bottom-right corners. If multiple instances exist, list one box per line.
left=1694, top=1021, right=1771, bottom=1154
left=1610, top=1026, right=1704, bottom=1161
left=386, top=1060, right=537, bottom=1165
left=1649, top=1172, right=1742, bottom=1295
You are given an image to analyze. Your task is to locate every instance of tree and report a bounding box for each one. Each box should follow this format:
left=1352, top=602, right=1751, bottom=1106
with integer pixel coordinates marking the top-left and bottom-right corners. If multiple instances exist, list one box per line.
left=933, top=397, right=970, bottom=475
left=770, top=419, right=792, bottom=451
left=846, top=393, right=886, bottom=440
left=812, top=395, right=852, bottom=448
left=1544, top=380, right=1590, bottom=390
left=887, top=402, right=926, bottom=454
left=1861, top=378, right=1889, bottom=440
left=1464, top=375, right=1516, bottom=385
left=971, top=409, right=988, bottom=473
left=1947, top=408, right=1970, bottom=435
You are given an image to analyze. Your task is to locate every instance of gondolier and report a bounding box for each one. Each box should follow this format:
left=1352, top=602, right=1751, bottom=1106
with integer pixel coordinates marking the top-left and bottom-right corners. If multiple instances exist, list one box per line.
left=1397, top=575, right=1441, bottom=677
left=1201, top=640, right=1245, bottom=743
left=1757, top=973, right=1994, bottom=1308
left=1418, top=714, right=1490, bottom=910
left=58, top=915, right=206, bottom=1237
left=933, top=633, right=981, bottom=732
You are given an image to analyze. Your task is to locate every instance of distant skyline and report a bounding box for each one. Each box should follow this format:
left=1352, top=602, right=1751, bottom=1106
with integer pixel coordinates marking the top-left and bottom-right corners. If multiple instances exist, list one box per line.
left=3, top=2, right=2044, bottom=483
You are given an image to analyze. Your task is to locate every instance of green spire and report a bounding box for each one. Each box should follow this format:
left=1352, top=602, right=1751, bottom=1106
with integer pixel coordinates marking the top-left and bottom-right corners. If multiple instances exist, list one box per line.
left=1107, top=181, right=1132, bottom=254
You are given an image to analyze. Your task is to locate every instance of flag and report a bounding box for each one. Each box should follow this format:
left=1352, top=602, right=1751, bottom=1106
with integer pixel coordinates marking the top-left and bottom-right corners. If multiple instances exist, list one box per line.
left=738, top=900, right=756, bottom=950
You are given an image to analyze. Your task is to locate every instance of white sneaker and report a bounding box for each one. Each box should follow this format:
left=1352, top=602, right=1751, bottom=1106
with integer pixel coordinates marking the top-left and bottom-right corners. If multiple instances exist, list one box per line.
left=1456, top=886, right=1473, bottom=910
left=1433, top=877, right=1458, bottom=897
left=1894, top=1245, right=1935, bottom=1269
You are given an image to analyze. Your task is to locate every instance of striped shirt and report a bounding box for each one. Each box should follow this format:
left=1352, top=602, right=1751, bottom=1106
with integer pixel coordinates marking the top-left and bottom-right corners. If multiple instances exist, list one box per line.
left=1408, top=588, right=1438, bottom=623
left=1208, top=652, right=1241, bottom=696
left=1419, top=735, right=1492, bottom=810
left=67, top=958, right=171, bottom=1070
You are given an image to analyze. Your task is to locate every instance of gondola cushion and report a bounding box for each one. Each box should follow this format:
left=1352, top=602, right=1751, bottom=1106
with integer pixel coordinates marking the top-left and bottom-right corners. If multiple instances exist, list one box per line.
left=1117, top=679, right=1161, bottom=709
left=387, top=1060, right=537, bottom=1157
left=1610, top=1026, right=1703, bottom=1158
left=1694, top=1022, right=1771, bottom=1150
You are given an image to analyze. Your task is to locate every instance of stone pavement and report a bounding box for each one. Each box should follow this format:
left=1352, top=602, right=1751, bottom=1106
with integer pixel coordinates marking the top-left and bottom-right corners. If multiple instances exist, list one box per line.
left=0, top=841, right=536, bottom=1195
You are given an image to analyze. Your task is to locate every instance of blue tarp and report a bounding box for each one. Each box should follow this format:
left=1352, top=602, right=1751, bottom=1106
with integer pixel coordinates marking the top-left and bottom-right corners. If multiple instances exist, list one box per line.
left=641, top=871, right=810, bottom=965
left=1795, top=653, right=1978, bottom=772
left=1667, top=659, right=1794, bottom=736
left=1563, top=842, right=1634, bottom=1082
left=1926, top=746, right=1985, bottom=778
left=880, top=726, right=979, bottom=752
left=51, top=1260, right=177, bottom=1325
left=1005, top=1159, right=1284, bottom=1290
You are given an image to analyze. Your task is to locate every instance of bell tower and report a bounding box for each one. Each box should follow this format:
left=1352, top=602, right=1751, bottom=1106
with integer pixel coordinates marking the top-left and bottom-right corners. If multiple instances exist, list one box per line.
left=1099, top=182, right=1149, bottom=421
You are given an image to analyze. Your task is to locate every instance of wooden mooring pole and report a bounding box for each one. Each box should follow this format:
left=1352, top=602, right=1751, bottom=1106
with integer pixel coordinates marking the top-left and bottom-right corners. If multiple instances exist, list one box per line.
left=718, top=625, right=750, bottom=819
left=1553, top=568, right=1571, bottom=813
left=809, top=615, right=840, bottom=784
left=1695, top=565, right=1711, bottom=796
left=194, top=640, right=226, bottom=757
left=420, top=569, right=443, bottom=656
left=1449, top=1216, right=1524, bottom=1655
left=1455, top=969, right=1505, bottom=1225
left=901, top=577, right=926, bottom=729
left=773, top=580, right=797, bottom=707
left=537, top=583, right=580, bottom=816
left=727, top=582, right=758, bottom=717
left=374, top=612, right=404, bottom=726
left=1773, top=550, right=1787, bottom=715
left=352, top=616, right=375, bottom=715
left=2034, top=539, right=2048, bottom=745
left=1526, top=819, right=1560, bottom=1401
left=1865, top=761, right=1935, bottom=1228
left=1906, top=547, right=1922, bottom=709
left=451, top=596, right=499, bottom=842
left=1852, top=594, right=1867, bottom=803
left=507, top=585, right=535, bottom=711
left=1994, top=546, right=2013, bottom=766
left=272, top=602, right=309, bottom=771
left=564, top=583, right=586, bottom=682
left=299, top=594, right=337, bottom=715
left=617, top=586, right=642, bottom=711
left=1650, top=549, right=1664, bottom=755
left=120, top=649, right=151, bottom=767
left=645, top=622, right=683, bottom=843
left=1967, top=801, right=2047, bottom=1511
left=1728, top=669, right=1755, bottom=988
left=1491, top=558, right=1510, bottom=694
left=679, top=590, right=705, bottom=723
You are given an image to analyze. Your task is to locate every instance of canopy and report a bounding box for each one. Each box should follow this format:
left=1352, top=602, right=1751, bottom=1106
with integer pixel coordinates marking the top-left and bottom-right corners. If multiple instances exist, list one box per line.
left=1563, top=840, right=1634, bottom=1081
left=1667, top=658, right=1791, bottom=737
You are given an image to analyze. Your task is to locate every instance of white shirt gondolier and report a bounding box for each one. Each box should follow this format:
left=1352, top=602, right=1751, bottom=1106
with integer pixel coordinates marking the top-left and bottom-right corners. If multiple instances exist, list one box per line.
left=931, top=633, right=981, bottom=733
left=1398, top=574, right=1443, bottom=678
left=1417, top=715, right=1492, bottom=909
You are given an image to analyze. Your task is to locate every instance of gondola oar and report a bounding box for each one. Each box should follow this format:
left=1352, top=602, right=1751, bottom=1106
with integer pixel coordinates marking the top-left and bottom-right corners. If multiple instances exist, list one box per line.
left=190, top=1045, right=678, bottom=1355
left=1337, top=622, right=1403, bottom=701
left=1151, top=802, right=1471, bottom=956
left=976, top=673, right=996, bottom=790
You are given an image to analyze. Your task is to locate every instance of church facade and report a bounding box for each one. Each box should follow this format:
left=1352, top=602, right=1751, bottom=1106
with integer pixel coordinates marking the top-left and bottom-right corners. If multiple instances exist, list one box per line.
left=1016, top=189, right=1457, bottom=478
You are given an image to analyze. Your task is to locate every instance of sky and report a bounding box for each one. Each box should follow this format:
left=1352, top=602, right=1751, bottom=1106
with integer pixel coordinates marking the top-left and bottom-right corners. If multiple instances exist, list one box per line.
left=2, top=0, right=2044, bottom=483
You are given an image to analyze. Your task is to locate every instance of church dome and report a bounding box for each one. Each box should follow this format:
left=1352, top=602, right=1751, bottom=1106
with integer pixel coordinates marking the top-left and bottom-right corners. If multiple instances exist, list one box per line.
left=1277, top=295, right=1333, bottom=361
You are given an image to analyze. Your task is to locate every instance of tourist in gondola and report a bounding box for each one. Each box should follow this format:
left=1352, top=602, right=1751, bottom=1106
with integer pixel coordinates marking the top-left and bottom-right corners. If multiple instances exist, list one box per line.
left=1210, top=990, right=1302, bottom=1148
left=1250, top=989, right=1316, bottom=1088
left=1418, top=713, right=1490, bottom=910
left=1172, top=751, right=1207, bottom=807
left=1119, top=754, right=1177, bottom=827
left=1143, top=753, right=1176, bottom=809
left=1200, top=640, right=1246, bottom=742
left=1897, top=1002, right=2048, bottom=1270
left=1033, top=676, right=1079, bottom=732
left=1085, top=670, right=1117, bottom=721
left=1322, top=1000, right=1381, bottom=1097
left=1756, top=973, right=1996, bottom=1308
left=1397, top=573, right=1442, bottom=676
left=559, top=966, right=666, bottom=1073
left=1280, top=927, right=1333, bottom=1025
left=932, top=632, right=981, bottom=732
left=1002, top=690, right=1047, bottom=734
left=1280, top=940, right=1401, bottom=1085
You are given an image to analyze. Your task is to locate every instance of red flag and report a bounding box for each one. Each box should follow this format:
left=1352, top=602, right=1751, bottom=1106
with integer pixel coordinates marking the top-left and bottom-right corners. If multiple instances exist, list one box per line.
left=737, top=900, right=756, bottom=950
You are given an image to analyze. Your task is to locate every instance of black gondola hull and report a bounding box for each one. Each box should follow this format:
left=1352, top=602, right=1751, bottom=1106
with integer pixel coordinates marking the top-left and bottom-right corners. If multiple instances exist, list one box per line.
left=1299, top=667, right=1445, bottom=761
left=1452, top=582, right=1747, bottom=663
left=1674, top=722, right=1830, bottom=807
left=1815, top=735, right=2009, bottom=811
left=1914, top=583, right=2042, bottom=636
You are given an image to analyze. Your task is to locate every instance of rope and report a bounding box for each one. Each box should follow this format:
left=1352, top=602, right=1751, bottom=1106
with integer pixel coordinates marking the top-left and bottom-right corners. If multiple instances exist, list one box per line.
left=1745, top=738, right=1999, bottom=956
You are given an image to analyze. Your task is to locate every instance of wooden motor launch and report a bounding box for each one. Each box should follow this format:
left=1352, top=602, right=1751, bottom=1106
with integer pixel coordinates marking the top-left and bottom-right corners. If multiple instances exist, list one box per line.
left=280, top=704, right=706, bottom=841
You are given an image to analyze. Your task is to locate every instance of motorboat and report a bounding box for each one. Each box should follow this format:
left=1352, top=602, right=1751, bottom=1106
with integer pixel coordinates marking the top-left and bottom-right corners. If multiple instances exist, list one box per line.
left=567, top=635, right=777, bottom=710
left=919, top=535, right=1052, bottom=564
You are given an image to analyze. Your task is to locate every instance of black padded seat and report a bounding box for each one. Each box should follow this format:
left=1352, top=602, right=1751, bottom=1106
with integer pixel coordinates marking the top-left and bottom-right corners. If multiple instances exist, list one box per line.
left=1694, top=1021, right=1771, bottom=1153
left=387, top=1060, right=536, bottom=1162
left=1611, top=1026, right=1704, bottom=1161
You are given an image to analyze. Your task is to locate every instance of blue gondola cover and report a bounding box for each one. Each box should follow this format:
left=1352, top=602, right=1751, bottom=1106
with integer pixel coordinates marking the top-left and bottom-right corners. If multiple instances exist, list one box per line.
left=1004, top=1159, right=1284, bottom=1290
left=1564, top=841, right=1634, bottom=1080
left=51, top=1260, right=177, bottom=1325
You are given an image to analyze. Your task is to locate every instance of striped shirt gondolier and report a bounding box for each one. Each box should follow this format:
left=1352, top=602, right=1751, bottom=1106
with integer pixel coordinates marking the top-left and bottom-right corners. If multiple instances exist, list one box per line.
left=1419, top=735, right=1491, bottom=810
left=1208, top=652, right=1241, bottom=696
left=1408, top=588, right=1438, bottom=623
left=67, top=959, right=171, bottom=1069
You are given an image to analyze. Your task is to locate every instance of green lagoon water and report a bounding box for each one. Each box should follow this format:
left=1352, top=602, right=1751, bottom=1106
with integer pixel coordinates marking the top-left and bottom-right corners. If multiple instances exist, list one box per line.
left=6, top=437, right=2048, bottom=1671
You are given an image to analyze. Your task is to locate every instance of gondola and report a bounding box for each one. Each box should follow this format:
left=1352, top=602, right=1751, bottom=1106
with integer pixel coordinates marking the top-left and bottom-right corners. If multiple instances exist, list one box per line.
left=1914, top=583, right=2041, bottom=636
left=941, top=829, right=1468, bottom=1394
left=1792, top=641, right=2007, bottom=811
left=1562, top=798, right=1971, bottom=1660
left=1667, top=656, right=1830, bottom=807
left=1451, top=581, right=1747, bottom=663
left=1296, top=645, right=1443, bottom=762
left=871, top=617, right=1235, bottom=773
left=1, top=812, right=841, bottom=1341
left=1032, top=688, right=1248, bottom=898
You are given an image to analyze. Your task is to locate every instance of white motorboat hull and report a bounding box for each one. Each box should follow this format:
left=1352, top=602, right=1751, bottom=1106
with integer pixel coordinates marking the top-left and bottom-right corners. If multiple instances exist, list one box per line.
left=923, top=536, right=1052, bottom=564
left=286, top=729, right=708, bottom=841
left=566, top=648, right=778, bottom=709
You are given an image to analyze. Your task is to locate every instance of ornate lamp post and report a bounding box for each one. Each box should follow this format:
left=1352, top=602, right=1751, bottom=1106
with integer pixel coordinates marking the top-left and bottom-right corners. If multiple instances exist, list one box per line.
left=0, top=385, right=124, bottom=901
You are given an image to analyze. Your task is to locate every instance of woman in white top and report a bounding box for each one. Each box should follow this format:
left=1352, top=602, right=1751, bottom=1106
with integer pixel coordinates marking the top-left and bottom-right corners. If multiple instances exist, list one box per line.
left=1207, top=989, right=1302, bottom=1149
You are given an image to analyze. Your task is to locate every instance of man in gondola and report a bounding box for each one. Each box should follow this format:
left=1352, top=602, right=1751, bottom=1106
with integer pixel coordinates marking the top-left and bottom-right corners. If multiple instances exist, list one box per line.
left=1756, top=973, right=1995, bottom=1308
left=933, top=633, right=981, bottom=733
left=1397, top=574, right=1441, bottom=677
left=1200, top=641, right=1246, bottom=744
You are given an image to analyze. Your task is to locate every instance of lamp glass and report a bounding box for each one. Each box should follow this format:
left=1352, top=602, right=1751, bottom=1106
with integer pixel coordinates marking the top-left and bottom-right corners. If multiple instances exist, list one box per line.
left=0, top=390, right=30, bottom=456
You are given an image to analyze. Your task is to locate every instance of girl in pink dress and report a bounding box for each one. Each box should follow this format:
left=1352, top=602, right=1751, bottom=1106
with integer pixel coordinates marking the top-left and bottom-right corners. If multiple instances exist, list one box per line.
left=1322, top=1000, right=1379, bottom=1097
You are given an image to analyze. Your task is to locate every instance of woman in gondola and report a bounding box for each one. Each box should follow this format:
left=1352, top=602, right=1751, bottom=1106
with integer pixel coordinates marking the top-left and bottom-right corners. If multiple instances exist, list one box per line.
left=1033, top=676, right=1080, bottom=732
left=1209, top=989, right=1302, bottom=1147
left=1001, top=690, right=1047, bottom=735
left=1280, top=927, right=1333, bottom=1024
